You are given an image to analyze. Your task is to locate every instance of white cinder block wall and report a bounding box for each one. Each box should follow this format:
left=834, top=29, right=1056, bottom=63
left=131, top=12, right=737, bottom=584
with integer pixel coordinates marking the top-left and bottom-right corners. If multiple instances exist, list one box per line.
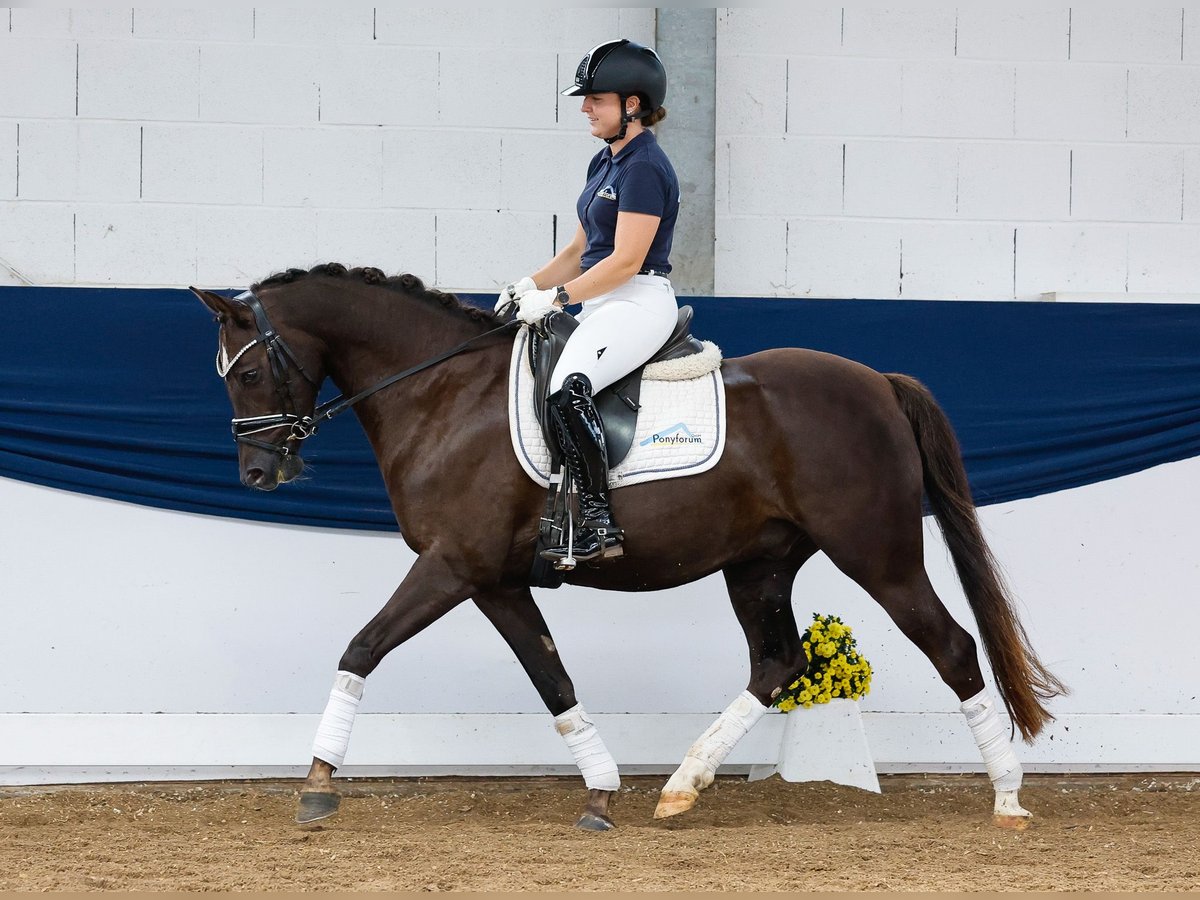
left=0, top=7, right=655, bottom=291
left=715, top=6, right=1200, bottom=299
left=2, top=7, right=1198, bottom=299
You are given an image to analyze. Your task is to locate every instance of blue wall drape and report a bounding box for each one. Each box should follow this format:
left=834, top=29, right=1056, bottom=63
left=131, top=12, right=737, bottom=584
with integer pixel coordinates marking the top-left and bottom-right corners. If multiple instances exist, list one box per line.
left=1, top=286, right=1197, bottom=530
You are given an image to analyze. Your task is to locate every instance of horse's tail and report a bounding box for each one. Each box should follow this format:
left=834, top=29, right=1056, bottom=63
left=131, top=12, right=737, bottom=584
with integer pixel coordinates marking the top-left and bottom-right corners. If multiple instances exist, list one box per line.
left=885, top=373, right=1067, bottom=742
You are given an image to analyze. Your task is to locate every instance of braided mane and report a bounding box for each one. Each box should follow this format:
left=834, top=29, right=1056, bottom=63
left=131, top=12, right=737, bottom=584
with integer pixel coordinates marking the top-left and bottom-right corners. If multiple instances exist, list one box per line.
left=253, top=263, right=500, bottom=325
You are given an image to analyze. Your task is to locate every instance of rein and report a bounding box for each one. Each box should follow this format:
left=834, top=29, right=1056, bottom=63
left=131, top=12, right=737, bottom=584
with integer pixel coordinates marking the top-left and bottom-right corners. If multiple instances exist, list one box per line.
left=220, top=289, right=519, bottom=456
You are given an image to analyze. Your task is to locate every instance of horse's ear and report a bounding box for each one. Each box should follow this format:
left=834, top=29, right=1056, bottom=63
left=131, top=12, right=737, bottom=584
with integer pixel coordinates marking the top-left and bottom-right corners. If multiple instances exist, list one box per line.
left=189, top=286, right=252, bottom=326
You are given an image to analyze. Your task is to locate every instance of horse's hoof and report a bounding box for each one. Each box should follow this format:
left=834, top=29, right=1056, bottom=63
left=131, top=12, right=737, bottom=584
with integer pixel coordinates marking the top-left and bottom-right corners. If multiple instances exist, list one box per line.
left=296, top=791, right=341, bottom=825
left=653, top=789, right=698, bottom=819
left=993, top=813, right=1032, bottom=831
left=575, top=812, right=615, bottom=831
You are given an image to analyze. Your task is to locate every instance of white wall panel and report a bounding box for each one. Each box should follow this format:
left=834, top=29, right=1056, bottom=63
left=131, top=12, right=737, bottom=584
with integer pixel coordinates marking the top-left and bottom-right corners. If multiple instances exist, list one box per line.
left=131, top=9, right=253, bottom=42
left=1070, top=8, right=1185, bottom=63
left=1014, top=225, right=1129, bottom=296
left=956, top=142, right=1071, bottom=222
left=439, top=49, right=558, bottom=130
left=1071, top=145, right=1185, bottom=223
left=315, top=209, right=437, bottom=277
left=727, top=136, right=842, bottom=217
left=840, top=8, right=957, bottom=59
left=195, top=207, right=316, bottom=286
left=1013, top=64, right=1128, bottom=141
left=198, top=43, right=317, bottom=125
left=716, top=55, right=787, bottom=136
left=899, top=222, right=1014, bottom=299
left=0, top=203, right=75, bottom=284
left=382, top=129, right=502, bottom=211
left=19, top=122, right=141, bottom=203
left=142, top=124, right=262, bottom=205
left=8, top=7, right=70, bottom=36
left=262, top=128, right=383, bottom=208
left=785, top=58, right=902, bottom=137
left=1127, top=66, right=1200, bottom=143
left=0, top=123, right=15, bottom=199
left=500, top=131, right=596, bottom=214
left=714, top=216, right=788, bottom=296
left=78, top=40, right=200, bottom=122
left=4, top=449, right=1196, bottom=776
left=843, top=140, right=958, bottom=219
left=1126, top=226, right=1200, bottom=292
left=75, top=204, right=196, bottom=285
left=0, top=38, right=77, bottom=118
left=435, top=210, right=552, bottom=292
left=786, top=219, right=902, bottom=299
left=315, top=46, right=439, bottom=127
left=717, top=7, right=843, bottom=57
left=954, top=8, right=1069, bottom=61
left=69, top=9, right=134, bottom=39
left=250, top=8, right=373, bottom=45
left=900, top=61, right=1014, bottom=139
left=1187, top=147, right=1200, bottom=222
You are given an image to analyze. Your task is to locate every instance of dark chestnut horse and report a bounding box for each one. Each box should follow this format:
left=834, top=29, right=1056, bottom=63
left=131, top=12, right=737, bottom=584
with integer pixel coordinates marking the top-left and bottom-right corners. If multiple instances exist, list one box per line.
left=192, top=263, right=1064, bottom=831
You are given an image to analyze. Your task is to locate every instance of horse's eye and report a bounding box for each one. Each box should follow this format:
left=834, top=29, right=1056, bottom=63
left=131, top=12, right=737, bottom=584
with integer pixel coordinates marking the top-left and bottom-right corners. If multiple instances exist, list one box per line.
left=239, top=369, right=260, bottom=386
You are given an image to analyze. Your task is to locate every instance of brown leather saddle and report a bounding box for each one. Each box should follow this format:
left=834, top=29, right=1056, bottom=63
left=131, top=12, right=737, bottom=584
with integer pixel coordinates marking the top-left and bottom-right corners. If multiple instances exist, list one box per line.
left=527, top=305, right=704, bottom=467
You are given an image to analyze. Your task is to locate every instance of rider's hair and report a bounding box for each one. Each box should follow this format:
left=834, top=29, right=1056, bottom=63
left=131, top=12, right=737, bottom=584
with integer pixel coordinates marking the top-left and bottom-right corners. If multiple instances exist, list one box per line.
left=643, top=105, right=668, bottom=127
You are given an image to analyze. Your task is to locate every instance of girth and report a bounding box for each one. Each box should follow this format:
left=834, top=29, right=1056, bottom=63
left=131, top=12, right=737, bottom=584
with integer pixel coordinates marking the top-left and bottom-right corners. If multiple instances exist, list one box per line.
left=528, top=305, right=704, bottom=468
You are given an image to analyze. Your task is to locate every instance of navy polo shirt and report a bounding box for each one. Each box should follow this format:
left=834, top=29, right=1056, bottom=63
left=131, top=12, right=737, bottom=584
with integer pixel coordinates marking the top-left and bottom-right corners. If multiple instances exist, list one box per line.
left=577, top=130, right=680, bottom=274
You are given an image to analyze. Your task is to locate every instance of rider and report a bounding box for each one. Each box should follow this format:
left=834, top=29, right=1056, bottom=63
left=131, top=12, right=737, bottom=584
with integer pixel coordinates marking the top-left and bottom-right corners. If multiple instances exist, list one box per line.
left=498, top=38, right=681, bottom=564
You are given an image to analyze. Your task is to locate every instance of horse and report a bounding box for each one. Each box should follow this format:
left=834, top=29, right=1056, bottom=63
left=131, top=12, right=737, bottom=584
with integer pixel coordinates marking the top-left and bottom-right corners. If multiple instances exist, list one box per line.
left=191, top=262, right=1066, bottom=832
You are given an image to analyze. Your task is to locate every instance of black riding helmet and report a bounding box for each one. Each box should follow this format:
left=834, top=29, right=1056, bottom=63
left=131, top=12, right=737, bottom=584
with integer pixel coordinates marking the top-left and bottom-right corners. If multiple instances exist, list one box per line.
left=561, top=39, right=667, bottom=144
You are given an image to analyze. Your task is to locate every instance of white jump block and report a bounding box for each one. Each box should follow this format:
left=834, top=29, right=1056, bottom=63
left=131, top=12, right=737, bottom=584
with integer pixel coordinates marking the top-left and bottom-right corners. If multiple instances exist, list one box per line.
left=749, top=701, right=880, bottom=793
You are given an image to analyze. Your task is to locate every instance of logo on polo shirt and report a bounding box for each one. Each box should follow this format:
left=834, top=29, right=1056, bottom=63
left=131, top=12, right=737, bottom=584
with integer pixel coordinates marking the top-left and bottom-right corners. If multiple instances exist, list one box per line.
left=597, top=185, right=617, bottom=201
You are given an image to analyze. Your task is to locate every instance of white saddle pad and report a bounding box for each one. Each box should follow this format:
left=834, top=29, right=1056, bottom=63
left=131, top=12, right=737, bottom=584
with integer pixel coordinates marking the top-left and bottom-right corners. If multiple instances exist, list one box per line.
left=507, top=327, right=727, bottom=490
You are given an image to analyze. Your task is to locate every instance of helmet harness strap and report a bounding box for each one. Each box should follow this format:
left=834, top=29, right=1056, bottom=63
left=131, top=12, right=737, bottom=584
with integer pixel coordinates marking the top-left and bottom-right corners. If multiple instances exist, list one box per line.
left=604, top=93, right=641, bottom=145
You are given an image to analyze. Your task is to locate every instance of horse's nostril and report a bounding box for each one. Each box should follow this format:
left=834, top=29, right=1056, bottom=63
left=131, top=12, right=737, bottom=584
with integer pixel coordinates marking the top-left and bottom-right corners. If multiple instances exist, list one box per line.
left=244, top=467, right=266, bottom=485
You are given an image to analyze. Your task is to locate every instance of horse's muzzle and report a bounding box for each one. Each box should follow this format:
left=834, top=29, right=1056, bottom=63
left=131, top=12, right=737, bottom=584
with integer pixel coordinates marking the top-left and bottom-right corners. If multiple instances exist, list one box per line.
left=243, top=454, right=305, bottom=491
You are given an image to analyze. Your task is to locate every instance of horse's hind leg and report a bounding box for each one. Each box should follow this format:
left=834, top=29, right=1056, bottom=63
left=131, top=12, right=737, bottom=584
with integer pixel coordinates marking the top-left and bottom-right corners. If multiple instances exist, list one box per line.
left=655, top=552, right=813, bottom=820
left=817, top=520, right=1031, bottom=828
left=473, top=585, right=620, bottom=831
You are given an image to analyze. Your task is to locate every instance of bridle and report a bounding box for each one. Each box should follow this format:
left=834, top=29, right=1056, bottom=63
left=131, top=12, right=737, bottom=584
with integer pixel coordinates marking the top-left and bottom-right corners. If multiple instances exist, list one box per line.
left=216, top=289, right=518, bottom=459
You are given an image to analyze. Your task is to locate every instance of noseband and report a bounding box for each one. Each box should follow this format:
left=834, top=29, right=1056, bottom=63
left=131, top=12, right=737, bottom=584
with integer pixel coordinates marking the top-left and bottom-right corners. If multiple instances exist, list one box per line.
left=216, top=289, right=519, bottom=458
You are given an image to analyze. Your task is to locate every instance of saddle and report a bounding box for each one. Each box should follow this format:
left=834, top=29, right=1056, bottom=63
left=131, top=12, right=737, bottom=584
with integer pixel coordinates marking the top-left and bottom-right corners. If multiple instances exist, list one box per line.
left=528, top=305, right=705, bottom=467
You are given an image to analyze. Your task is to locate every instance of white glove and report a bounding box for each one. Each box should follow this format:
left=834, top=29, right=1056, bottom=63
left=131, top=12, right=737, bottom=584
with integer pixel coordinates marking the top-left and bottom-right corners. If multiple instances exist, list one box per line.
left=495, top=275, right=537, bottom=313
left=516, top=287, right=559, bottom=325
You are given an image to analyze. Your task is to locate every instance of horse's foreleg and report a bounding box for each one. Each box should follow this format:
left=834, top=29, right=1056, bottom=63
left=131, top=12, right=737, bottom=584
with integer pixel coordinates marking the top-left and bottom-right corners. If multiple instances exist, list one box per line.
left=474, top=586, right=620, bottom=831
left=656, top=557, right=808, bottom=819
left=297, top=554, right=474, bottom=825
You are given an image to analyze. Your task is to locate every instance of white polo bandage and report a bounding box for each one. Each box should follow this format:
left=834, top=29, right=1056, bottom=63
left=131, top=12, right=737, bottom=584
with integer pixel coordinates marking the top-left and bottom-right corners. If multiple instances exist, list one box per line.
left=961, top=688, right=1023, bottom=792
left=312, top=670, right=365, bottom=770
left=686, top=690, right=768, bottom=775
left=554, top=703, right=620, bottom=791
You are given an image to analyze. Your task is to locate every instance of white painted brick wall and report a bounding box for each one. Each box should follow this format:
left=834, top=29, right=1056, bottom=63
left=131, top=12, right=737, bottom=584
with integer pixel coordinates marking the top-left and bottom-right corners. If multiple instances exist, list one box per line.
left=0, top=38, right=77, bottom=118
left=263, top=128, right=382, bottom=209
left=141, top=125, right=262, bottom=206
left=18, top=121, right=140, bottom=202
left=1070, top=8, right=1185, bottom=64
left=0, top=123, right=14, bottom=200
left=957, top=143, right=1071, bottom=221
left=0, top=203, right=75, bottom=285
left=1127, top=225, right=1200, bottom=292
left=315, top=209, right=437, bottom=277
left=954, top=9, right=1069, bottom=62
left=717, top=7, right=1200, bottom=299
left=78, top=41, right=200, bottom=121
left=1070, top=145, right=1185, bottom=223
left=2, top=8, right=1197, bottom=297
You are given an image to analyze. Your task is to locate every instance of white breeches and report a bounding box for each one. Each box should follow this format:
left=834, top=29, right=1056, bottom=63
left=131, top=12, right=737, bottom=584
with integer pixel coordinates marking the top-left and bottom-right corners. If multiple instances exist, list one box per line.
left=548, top=274, right=679, bottom=394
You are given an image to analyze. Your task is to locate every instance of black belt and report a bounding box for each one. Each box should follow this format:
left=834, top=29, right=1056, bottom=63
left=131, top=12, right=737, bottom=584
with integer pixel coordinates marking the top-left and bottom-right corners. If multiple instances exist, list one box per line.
left=638, top=268, right=668, bottom=277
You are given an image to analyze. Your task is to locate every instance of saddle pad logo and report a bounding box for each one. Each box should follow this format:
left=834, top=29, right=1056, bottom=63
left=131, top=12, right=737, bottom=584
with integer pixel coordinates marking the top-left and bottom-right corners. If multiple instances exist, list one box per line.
left=640, top=423, right=703, bottom=447
left=597, top=185, right=618, bottom=201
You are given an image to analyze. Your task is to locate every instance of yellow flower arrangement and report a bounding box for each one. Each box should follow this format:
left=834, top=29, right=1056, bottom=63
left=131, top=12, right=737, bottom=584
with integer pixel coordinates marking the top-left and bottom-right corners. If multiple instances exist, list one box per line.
left=772, top=613, right=872, bottom=712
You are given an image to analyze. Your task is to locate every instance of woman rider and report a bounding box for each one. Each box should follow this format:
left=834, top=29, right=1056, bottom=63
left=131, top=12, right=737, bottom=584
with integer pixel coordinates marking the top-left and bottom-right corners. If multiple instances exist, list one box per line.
left=497, top=38, right=681, bottom=565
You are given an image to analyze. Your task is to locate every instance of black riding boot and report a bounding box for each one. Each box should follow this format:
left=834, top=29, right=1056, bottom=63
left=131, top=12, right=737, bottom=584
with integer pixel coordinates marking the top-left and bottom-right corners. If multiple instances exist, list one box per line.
left=540, top=373, right=624, bottom=565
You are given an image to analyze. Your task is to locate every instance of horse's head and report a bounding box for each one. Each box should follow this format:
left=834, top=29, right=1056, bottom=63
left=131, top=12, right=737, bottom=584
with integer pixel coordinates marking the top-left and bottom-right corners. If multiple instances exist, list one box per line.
left=191, top=286, right=324, bottom=491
